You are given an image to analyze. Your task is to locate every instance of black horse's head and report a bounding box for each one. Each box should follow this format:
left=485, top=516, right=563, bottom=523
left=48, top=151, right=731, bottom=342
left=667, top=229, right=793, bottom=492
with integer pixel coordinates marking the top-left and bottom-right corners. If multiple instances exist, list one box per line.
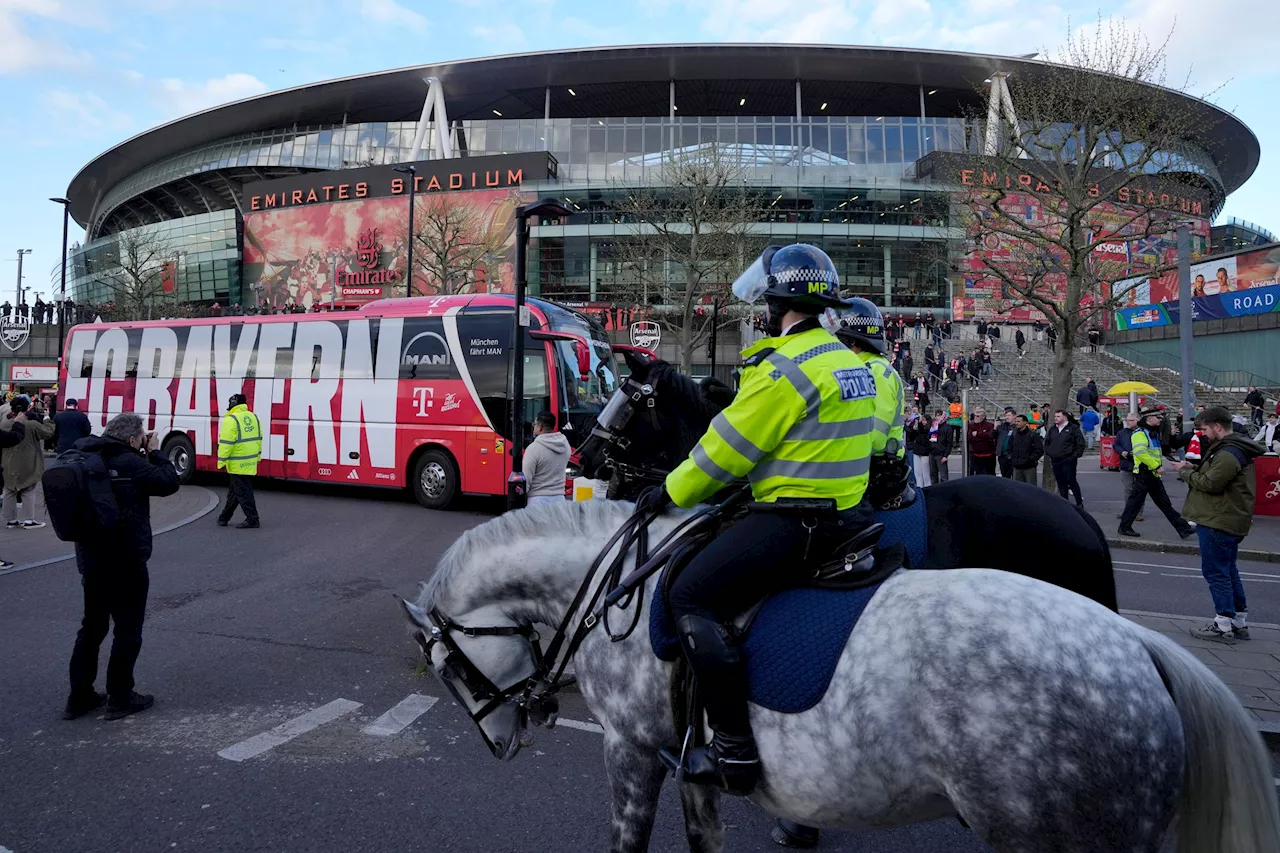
left=575, top=349, right=734, bottom=499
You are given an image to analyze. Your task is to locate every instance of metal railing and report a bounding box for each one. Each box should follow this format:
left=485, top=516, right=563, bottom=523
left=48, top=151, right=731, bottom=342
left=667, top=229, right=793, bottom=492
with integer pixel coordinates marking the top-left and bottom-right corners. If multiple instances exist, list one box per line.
left=1103, top=343, right=1280, bottom=392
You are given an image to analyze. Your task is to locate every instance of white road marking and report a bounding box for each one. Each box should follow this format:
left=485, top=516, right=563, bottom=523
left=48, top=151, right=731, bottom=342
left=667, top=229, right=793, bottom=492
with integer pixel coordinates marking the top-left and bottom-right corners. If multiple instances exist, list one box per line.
left=218, top=699, right=362, bottom=762
left=362, top=694, right=438, bottom=737
left=1116, top=560, right=1280, bottom=579
left=1157, top=572, right=1280, bottom=584
left=1115, top=568, right=1150, bottom=575
left=556, top=718, right=604, bottom=734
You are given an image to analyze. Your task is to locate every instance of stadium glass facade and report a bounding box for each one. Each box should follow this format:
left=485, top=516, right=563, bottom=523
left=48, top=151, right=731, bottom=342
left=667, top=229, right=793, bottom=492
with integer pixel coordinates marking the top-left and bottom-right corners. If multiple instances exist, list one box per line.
left=64, top=46, right=1252, bottom=328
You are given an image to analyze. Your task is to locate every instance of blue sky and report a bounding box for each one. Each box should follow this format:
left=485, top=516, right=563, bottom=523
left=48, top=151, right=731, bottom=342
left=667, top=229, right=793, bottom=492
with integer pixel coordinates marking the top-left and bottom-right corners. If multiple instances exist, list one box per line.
left=2, top=0, right=1278, bottom=302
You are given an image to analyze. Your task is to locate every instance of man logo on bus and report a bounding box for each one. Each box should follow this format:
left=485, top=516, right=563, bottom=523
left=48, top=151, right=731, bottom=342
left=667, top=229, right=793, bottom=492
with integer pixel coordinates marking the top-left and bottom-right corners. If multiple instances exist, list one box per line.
left=356, top=228, right=381, bottom=269
left=401, top=329, right=452, bottom=375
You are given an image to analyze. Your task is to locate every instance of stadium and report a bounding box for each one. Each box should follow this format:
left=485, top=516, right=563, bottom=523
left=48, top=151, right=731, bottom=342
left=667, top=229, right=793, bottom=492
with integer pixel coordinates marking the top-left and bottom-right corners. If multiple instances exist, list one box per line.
left=62, top=43, right=1259, bottom=368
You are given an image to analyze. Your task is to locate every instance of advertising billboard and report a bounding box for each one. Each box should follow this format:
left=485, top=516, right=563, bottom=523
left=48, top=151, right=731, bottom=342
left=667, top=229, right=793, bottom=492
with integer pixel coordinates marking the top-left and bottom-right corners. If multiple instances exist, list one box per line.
left=241, top=152, right=554, bottom=309
left=951, top=191, right=1203, bottom=321
left=1113, top=243, right=1280, bottom=329
left=244, top=189, right=531, bottom=309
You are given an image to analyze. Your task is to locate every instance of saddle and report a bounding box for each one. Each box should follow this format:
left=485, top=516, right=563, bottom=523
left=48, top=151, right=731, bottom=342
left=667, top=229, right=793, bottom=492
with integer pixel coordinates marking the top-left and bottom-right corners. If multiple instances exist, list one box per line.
left=647, top=509, right=906, bottom=716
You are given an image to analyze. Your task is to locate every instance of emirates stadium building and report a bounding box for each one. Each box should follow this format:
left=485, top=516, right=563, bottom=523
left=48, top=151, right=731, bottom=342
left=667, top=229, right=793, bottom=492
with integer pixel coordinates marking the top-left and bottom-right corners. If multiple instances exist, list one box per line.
left=63, top=43, right=1258, bottom=341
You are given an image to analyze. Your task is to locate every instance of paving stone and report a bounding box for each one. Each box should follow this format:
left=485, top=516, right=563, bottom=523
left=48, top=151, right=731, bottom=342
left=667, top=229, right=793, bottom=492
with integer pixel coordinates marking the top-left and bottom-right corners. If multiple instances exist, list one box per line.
left=1180, top=646, right=1227, bottom=667
left=1229, top=685, right=1280, bottom=714
left=1251, top=707, right=1280, bottom=724
left=1208, top=648, right=1280, bottom=673
left=1206, top=664, right=1280, bottom=689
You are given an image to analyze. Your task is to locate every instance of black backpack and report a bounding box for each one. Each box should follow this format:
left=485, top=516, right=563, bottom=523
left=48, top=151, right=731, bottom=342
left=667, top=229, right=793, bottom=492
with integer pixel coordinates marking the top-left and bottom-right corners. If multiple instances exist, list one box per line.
left=41, top=449, right=121, bottom=542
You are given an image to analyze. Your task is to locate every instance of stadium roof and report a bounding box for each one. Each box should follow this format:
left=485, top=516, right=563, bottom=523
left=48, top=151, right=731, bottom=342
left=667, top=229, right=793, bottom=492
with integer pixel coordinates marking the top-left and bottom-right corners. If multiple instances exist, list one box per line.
left=66, top=43, right=1260, bottom=226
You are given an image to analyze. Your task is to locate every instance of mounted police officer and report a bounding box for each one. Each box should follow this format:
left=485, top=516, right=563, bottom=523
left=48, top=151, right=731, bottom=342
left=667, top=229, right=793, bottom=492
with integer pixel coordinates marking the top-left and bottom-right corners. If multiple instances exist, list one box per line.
left=636, top=244, right=878, bottom=795
left=831, top=298, right=913, bottom=509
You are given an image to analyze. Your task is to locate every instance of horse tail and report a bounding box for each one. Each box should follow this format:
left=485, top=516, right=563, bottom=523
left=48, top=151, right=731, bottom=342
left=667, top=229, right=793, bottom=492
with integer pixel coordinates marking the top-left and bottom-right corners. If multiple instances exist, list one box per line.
left=1138, top=630, right=1280, bottom=852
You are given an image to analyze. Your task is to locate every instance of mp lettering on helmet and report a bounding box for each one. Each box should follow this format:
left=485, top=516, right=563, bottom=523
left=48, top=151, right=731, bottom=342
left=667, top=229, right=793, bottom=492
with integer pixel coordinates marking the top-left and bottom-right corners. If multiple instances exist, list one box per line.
left=807, top=281, right=829, bottom=294
left=833, top=366, right=876, bottom=401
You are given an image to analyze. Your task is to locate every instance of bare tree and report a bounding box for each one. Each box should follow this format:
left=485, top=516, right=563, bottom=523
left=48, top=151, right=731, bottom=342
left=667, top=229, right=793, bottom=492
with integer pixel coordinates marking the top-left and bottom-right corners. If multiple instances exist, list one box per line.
left=946, top=16, right=1216, bottom=410
left=94, top=229, right=176, bottom=321
left=407, top=194, right=512, bottom=296
left=610, top=143, right=765, bottom=372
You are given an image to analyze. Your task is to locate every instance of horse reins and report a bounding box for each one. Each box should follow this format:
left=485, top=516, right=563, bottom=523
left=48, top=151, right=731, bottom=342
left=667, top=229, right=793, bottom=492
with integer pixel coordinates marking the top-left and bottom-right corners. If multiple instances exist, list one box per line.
left=425, top=373, right=729, bottom=734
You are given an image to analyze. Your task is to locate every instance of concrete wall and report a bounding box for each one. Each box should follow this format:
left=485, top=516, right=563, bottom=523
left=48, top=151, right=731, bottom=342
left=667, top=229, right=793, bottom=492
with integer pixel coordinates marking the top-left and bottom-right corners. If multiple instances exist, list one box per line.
left=1111, top=318, right=1280, bottom=383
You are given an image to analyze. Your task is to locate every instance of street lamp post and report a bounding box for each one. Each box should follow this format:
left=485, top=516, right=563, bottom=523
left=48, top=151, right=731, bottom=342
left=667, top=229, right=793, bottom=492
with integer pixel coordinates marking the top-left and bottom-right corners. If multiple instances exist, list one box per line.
left=1176, top=224, right=1196, bottom=424
left=50, top=198, right=71, bottom=379
left=14, top=248, right=32, bottom=310
left=507, top=198, right=572, bottom=511
left=393, top=164, right=417, bottom=298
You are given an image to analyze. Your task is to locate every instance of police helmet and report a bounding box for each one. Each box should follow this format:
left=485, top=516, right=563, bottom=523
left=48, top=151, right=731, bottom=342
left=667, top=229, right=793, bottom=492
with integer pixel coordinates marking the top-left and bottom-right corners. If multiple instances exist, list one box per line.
left=833, top=298, right=887, bottom=355
left=731, top=244, right=851, bottom=313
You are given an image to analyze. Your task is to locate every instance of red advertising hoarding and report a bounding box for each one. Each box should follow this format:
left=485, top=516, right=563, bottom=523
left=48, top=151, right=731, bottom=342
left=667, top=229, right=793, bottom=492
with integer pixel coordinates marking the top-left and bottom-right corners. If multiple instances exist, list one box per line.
left=243, top=190, right=528, bottom=309
left=952, top=189, right=1210, bottom=321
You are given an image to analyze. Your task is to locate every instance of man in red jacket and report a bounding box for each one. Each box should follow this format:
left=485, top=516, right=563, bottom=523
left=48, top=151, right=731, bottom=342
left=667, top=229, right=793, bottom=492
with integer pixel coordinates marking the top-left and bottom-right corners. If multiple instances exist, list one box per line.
left=967, top=407, right=997, bottom=475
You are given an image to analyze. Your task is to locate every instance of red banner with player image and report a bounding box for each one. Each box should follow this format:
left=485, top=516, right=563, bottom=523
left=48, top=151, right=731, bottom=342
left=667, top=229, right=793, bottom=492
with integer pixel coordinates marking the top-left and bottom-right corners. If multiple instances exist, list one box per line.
left=243, top=189, right=529, bottom=310
left=952, top=189, right=1210, bottom=321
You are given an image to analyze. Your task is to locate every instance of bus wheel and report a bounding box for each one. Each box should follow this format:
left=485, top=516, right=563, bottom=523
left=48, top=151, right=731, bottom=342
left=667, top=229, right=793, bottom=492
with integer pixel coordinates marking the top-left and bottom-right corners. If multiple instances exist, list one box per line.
left=163, top=435, right=196, bottom=484
left=412, top=449, right=457, bottom=509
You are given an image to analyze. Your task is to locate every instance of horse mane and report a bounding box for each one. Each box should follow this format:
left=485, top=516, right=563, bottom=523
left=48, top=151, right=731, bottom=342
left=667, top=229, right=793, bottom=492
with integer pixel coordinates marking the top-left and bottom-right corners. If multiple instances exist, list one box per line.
left=646, top=360, right=722, bottom=423
left=417, top=499, right=638, bottom=610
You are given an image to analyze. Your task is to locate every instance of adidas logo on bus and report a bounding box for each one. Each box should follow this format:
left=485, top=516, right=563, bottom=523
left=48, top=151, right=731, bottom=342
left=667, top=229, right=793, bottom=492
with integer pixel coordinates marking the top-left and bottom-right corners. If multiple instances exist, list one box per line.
left=347, top=470, right=360, bottom=481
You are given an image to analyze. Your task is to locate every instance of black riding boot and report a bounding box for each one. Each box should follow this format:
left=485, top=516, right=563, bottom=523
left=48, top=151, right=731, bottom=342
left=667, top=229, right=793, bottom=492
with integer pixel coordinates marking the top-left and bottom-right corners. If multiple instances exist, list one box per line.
left=676, top=614, right=761, bottom=796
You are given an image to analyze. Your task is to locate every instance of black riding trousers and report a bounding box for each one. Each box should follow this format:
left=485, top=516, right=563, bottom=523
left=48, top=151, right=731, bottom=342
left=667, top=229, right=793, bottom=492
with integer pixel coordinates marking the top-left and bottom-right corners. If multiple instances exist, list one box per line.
left=668, top=505, right=872, bottom=623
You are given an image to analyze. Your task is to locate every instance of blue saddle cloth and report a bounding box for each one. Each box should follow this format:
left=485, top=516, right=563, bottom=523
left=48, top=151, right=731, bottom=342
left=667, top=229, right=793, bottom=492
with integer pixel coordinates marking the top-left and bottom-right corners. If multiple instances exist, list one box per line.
left=647, top=497, right=927, bottom=714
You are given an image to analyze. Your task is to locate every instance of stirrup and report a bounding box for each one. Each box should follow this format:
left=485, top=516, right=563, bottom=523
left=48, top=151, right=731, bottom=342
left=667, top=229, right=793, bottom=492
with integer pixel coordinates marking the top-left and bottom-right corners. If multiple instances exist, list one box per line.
left=680, top=733, right=760, bottom=796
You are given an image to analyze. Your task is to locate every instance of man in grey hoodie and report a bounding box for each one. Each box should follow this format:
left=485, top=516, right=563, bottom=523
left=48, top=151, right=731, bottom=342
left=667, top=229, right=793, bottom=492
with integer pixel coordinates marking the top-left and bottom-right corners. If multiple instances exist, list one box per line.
left=523, top=411, right=571, bottom=506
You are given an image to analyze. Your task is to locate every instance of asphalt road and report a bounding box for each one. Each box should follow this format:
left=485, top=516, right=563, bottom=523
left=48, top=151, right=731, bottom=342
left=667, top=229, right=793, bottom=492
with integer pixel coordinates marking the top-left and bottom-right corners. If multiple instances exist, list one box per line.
left=0, top=477, right=1272, bottom=853
left=0, top=479, right=985, bottom=853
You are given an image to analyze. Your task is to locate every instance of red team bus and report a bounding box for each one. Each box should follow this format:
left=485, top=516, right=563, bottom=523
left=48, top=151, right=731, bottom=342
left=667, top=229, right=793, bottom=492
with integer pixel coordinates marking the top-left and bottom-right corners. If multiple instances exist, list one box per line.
left=59, top=295, right=621, bottom=509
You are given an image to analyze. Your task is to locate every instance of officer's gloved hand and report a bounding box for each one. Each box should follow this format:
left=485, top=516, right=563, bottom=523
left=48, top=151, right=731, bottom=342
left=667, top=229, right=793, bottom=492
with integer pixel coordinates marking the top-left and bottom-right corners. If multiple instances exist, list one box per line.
left=636, top=486, right=671, bottom=516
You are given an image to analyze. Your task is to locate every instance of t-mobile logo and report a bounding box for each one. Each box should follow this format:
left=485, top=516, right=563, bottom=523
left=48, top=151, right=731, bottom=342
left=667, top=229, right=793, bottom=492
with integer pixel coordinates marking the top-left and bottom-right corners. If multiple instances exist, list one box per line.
left=412, top=386, right=435, bottom=417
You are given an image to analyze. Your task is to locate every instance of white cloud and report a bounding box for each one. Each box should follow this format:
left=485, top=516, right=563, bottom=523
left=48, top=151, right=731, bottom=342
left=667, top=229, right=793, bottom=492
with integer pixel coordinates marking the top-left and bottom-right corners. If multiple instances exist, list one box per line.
left=360, top=0, right=427, bottom=33
left=154, top=72, right=269, bottom=117
left=1115, top=0, right=1280, bottom=89
left=472, top=21, right=525, bottom=47
left=0, top=4, right=90, bottom=73
left=43, top=88, right=133, bottom=136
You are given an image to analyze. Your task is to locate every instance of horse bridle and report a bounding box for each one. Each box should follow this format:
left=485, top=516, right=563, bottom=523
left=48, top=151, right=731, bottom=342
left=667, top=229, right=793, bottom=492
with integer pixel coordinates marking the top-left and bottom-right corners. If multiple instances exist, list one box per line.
left=422, top=488, right=738, bottom=750
left=588, top=376, right=673, bottom=486
left=419, top=606, right=547, bottom=752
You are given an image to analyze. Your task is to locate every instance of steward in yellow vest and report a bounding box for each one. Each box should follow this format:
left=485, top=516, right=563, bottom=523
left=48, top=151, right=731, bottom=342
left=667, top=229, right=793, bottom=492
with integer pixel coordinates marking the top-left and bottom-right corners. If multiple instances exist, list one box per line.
left=635, top=243, right=876, bottom=796
left=216, top=393, right=263, bottom=528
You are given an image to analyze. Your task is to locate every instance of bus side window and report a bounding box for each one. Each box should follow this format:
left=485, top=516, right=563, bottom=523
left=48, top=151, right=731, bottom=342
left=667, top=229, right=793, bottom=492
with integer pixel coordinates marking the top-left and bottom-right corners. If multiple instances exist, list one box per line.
left=520, top=346, right=551, bottom=443
left=456, top=314, right=511, bottom=435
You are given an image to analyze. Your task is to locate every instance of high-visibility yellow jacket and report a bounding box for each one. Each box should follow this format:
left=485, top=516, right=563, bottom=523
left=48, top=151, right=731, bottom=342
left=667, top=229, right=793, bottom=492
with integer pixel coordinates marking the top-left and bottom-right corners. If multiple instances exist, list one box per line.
left=218, top=404, right=262, bottom=475
left=666, top=324, right=876, bottom=511
left=1130, top=426, right=1163, bottom=474
left=857, top=351, right=905, bottom=458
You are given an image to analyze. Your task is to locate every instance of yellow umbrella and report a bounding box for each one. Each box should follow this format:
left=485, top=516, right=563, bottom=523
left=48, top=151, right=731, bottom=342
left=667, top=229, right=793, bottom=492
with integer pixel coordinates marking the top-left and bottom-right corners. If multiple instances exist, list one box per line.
left=1105, top=381, right=1158, bottom=396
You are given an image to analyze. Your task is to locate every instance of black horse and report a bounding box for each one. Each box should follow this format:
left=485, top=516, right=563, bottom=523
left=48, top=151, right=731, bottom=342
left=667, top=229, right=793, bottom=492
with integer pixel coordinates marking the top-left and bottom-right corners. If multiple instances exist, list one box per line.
left=577, top=350, right=1117, bottom=609
left=576, top=351, right=1118, bottom=848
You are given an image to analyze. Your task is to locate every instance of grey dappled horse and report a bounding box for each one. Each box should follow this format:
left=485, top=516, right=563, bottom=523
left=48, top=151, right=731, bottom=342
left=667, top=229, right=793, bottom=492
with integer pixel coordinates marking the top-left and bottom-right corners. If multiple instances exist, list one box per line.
left=402, top=499, right=1280, bottom=853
